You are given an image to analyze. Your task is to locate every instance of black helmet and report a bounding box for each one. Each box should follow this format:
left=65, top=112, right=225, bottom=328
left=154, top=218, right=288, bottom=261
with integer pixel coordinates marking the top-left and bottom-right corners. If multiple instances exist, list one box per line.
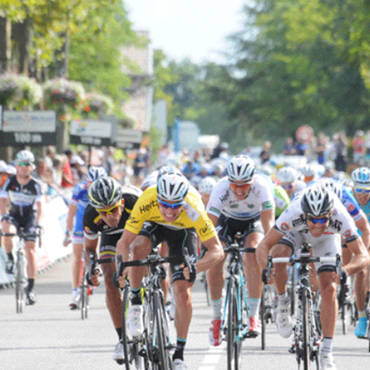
left=301, top=184, right=334, bottom=217
left=88, top=176, right=122, bottom=208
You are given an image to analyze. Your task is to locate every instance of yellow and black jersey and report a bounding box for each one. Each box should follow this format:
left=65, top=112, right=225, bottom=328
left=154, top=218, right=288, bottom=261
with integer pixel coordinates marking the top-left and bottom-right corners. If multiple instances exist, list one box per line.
left=125, top=186, right=217, bottom=242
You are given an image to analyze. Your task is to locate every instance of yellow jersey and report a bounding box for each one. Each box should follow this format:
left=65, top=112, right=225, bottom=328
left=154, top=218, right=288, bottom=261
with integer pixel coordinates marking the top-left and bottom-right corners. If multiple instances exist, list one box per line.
left=125, top=186, right=217, bottom=242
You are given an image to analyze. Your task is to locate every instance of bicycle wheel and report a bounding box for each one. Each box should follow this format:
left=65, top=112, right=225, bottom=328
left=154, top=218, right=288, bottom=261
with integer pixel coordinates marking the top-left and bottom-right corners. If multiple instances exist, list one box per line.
left=227, top=279, right=241, bottom=370
left=120, top=285, right=134, bottom=370
left=261, top=285, right=266, bottom=350
left=80, top=265, right=88, bottom=320
left=153, top=290, right=172, bottom=369
left=15, top=255, right=25, bottom=314
left=302, top=291, right=314, bottom=370
left=289, top=265, right=296, bottom=316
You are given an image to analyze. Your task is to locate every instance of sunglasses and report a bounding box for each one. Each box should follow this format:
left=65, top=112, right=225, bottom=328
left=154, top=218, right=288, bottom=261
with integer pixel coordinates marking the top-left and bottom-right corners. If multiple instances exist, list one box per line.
left=18, top=162, right=32, bottom=167
left=355, top=188, right=370, bottom=194
left=157, top=198, right=184, bottom=210
left=306, top=215, right=329, bottom=224
left=281, top=184, right=293, bottom=189
left=96, top=202, right=122, bottom=215
left=229, top=182, right=251, bottom=190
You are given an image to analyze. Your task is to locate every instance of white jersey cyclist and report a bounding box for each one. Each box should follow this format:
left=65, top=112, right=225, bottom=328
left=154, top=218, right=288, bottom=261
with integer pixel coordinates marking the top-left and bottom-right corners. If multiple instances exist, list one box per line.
left=207, top=174, right=275, bottom=220
left=275, top=192, right=359, bottom=270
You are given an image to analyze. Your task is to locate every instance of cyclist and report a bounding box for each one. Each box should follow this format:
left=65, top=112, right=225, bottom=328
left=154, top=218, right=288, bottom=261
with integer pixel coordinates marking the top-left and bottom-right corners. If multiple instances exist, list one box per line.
left=276, top=166, right=306, bottom=200
left=256, top=184, right=369, bottom=369
left=206, top=154, right=275, bottom=345
left=116, top=170, right=224, bottom=370
left=300, top=163, right=317, bottom=184
left=0, top=150, right=43, bottom=305
left=82, top=176, right=142, bottom=362
left=198, top=176, right=217, bottom=207
left=63, top=166, right=107, bottom=309
left=350, top=167, right=370, bottom=338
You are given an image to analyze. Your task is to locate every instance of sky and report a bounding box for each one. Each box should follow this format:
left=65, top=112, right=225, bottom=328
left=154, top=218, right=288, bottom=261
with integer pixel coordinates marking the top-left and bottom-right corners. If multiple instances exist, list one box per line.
left=123, top=0, right=246, bottom=64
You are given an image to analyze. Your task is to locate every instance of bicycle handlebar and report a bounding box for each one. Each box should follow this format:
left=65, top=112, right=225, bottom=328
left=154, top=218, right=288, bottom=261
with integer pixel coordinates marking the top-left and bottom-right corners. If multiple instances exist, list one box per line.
left=87, top=253, right=115, bottom=285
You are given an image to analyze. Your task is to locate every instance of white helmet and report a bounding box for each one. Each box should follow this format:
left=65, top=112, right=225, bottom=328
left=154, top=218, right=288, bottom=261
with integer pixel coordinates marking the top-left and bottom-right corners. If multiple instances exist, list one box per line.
left=300, top=164, right=316, bottom=177
left=199, top=177, right=217, bottom=195
left=301, top=184, right=334, bottom=217
left=277, top=167, right=297, bottom=184
left=226, top=155, right=255, bottom=183
left=351, top=167, right=370, bottom=187
left=320, top=178, right=342, bottom=198
left=157, top=171, right=189, bottom=202
left=15, top=150, right=35, bottom=163
left=87, top=166, right=107, bottom=182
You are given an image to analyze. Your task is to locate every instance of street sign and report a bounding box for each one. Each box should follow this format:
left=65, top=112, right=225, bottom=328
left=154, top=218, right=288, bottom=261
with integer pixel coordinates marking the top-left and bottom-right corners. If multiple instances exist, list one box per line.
left=0, top=111, right=57, bottom=146
left=114, top=128, right=142, bottom=149
left=69, top=119, right=113, bottom=146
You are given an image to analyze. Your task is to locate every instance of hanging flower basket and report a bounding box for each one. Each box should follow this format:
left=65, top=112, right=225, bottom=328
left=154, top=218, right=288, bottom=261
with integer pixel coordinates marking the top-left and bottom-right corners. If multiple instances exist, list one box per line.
left=84, top=92, right=114, bottom=115
left=0, top=74, right=43, bottom=110
left=43, top=78, right=85, bottom=110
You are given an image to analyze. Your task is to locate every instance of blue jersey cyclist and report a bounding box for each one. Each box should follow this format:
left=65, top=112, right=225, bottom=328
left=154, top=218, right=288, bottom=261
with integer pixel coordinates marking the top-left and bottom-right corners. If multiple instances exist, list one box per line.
left=350, top=167, right=370, bottom=338
left=63, top=166, right=107, bottom=309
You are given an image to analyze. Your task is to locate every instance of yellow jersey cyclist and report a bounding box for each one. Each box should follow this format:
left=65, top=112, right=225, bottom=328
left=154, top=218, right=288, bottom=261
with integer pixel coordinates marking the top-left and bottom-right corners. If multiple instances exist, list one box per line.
left=206, top=154, right=275, bottom=345
left=116, top=169, right=224, bottom=370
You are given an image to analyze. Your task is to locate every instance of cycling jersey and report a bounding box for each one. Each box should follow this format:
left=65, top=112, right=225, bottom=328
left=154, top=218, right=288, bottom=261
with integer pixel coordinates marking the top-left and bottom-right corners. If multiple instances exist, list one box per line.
left=290, top=180, right=306, bottom=200
left=275, top=193, right=359, bottom=245
left=274, top=185, right=290, bottom=217
left=350, top=190, right=370, bottom=223
left=83, top=185, right=142, bottom=241
left=310, top=178, right=362, bottom=222
left=0, top=175, right=43, bottom=217
left=70, top=181, right=89, bottom=241
left=206, top=175, right=275, bottom=221
left=124, top=185, right=217, bottom=243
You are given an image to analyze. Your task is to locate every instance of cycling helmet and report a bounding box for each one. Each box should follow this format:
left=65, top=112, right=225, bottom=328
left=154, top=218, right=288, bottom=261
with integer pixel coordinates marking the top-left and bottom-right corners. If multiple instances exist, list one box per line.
left=199, top=177, right=217, bottom=195
left=157, top=171, right=189, bottom=202
left=87, top=166, right=107, bottom=182
left=226, top=155, right=255, bottom=183
left=88, top=176, right=123, bottom=208
left=300, top=164, right=316, bottom=177
left=301, top=184, right=334, bottom=217
left=157, top=166, right=177, bottom=179
left=141, top=171, right=158, bottom=190
left=15, top=150, right=35, bottom=163
left=320, top=178, right=342, bottom=198
left=277, top=167, right=297, bottom=184
left=351, top=167, right=370, bottom=187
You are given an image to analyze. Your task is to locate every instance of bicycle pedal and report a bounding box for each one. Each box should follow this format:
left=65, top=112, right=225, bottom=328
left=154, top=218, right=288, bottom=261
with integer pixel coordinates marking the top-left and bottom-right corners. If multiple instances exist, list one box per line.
left=288, top=344, right=296, bottom=354
left=115, top=359, right=125, bottom=365
left=139, top=348, right=147, bottom=357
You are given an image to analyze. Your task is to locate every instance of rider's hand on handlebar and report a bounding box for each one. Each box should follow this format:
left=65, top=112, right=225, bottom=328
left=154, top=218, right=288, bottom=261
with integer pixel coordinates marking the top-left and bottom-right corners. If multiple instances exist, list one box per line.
left=88, top=269, right=100, bottom=287
left=261, top=267, right=277, bottom=285
left=180, top=262, right=197, bottom=283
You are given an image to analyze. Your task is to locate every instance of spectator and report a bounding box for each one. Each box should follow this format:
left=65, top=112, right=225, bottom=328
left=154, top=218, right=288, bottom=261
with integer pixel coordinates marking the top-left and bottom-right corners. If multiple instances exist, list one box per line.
left=70, top=154, right=87, bottom=184
left=334, top=131, right=348, bottom=172
left=295, top=139, right=309, bottom=156
left=157, top=144, right=170, bottom=168
left=44, top=146, right=56, bottom=170
left=0, top=160, right=9, bottom=187
left=105, top=146, right=116, bottom=176
left=132, top=149, right=147, bottom=186
left=32, top=158, right=49, bottom=193
left=61, top=150, right=74, bottom=188
left=353, top=130, right=365, bottom=164
left=182, top=160, right=199, bottom=180
left=260, top=141, right=272, bottom=164
left=282, top=137, right=296, bottom=155
left=315, top=132, right=328, bottom=165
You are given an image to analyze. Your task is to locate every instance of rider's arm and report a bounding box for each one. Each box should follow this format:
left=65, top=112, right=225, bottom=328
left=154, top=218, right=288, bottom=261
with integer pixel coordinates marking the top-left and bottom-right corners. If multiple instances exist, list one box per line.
left=195, top=235, right=224, bottom=273
left=66, top=203, right=78, bottom=234
left=0, top=197, right=9, bottom=216
left=256, top=227, right=284, bottom=270
left=354, top=212, right=370, bottom=250
left=344, top=237, right=370, bottom=276
left=260, top=208, right=275, bottom=235
left=116, top=229, right=138, bottom=263
left=207, top=212, right=219, bottom=228
left=35, top=199, right=43, bottom=224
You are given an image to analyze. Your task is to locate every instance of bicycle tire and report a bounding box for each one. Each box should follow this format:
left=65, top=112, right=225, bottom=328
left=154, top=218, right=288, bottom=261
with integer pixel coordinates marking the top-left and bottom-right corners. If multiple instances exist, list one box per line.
left=120, top=286, right=133, bottom=370
left=290, top=265, right=296, bottom=316
left=80, top=265, right=89, bottom=320
left=302, top=291, right=310, bottom=370
left=227, top=279, right=241, bottom=370
left=261, top=285, right=266, bottom=350
left=153, top=290, right=172, bottom=369
left=15, top=254, right=25, bottom=314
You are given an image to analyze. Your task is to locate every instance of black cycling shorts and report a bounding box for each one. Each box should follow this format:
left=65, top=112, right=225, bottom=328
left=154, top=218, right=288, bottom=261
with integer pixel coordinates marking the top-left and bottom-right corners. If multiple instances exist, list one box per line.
left=9, top=212, right=37, bottom=242
left=138, top=222, right=197, bottom=283
left=98, top=231, right=123, bottom=259
left=216, top=214, right=264, bottom=245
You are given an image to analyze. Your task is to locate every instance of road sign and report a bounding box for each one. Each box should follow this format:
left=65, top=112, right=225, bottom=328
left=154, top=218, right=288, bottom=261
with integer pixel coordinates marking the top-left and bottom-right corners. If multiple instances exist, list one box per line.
left=69, top=119, right=113, bottom=146
left=114, top=128, right=142, bottom=149
left=0, top=111, right=57, bottom=146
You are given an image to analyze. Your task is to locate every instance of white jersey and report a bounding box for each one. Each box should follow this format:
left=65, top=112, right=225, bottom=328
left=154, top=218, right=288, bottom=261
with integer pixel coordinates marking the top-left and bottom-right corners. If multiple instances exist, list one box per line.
left=275, top=193, right=359, bottom=244
left=207, top=175, right=275, bottom=220
left=290, top=179, right=306, bottom=200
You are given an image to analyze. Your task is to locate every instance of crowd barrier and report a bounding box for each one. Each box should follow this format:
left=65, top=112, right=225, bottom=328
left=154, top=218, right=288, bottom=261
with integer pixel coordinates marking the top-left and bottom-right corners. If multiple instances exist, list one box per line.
left=0, top=195, right=72, bottom=287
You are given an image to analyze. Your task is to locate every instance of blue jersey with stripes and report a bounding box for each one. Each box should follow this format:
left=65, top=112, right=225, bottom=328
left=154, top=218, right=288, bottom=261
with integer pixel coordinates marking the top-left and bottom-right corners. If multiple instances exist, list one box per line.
left=70, top=181, right=89, bottom=234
